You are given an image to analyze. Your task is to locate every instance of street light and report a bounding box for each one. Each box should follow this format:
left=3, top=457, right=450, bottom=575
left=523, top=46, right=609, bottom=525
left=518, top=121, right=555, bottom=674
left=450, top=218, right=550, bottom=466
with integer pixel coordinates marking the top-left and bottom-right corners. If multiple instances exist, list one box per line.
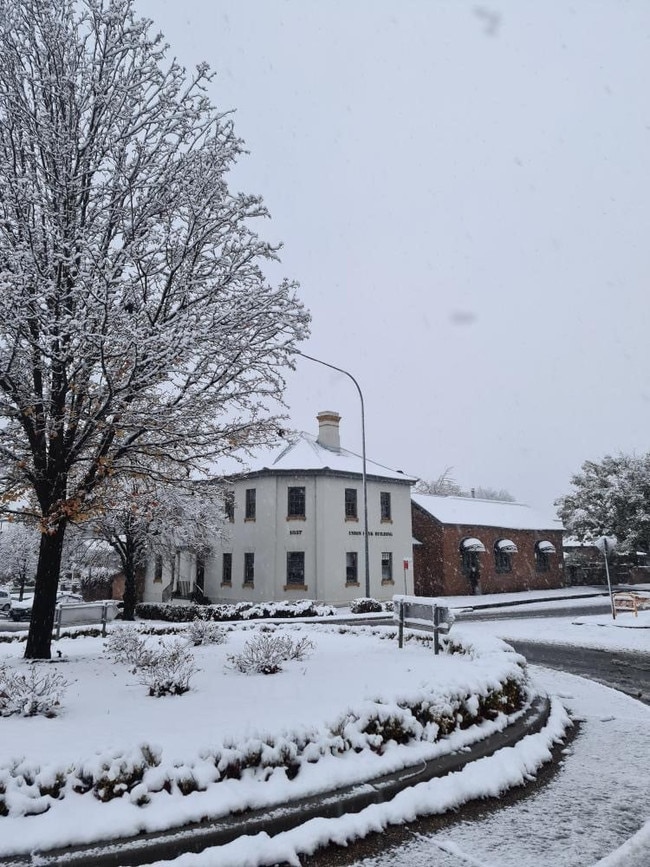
left=297, top=352, right=370, bottom=598
left=595, top=536, right=617, bottom=618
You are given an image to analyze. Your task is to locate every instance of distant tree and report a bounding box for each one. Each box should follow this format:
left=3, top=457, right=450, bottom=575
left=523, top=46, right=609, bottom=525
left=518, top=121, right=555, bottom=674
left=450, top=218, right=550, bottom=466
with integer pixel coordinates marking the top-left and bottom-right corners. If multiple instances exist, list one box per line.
left=0, top=522, right=40, bottom=599
left=556, top=453, right=650, bottom=555
left=471, top=486, right=516, bottom=503
left=414, top=469, right=463, bottom=497
left=90, top=478, right=225, bottom=620
left=0, top=0, right=309, bottom=659
left=415, top=471, right=515, bottom=502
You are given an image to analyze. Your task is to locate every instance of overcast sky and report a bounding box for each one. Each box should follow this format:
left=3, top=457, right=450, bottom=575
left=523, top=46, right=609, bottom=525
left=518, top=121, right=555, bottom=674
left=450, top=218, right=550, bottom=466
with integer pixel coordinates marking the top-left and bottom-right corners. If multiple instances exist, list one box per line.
left=136, top=0, right=650, bottom=514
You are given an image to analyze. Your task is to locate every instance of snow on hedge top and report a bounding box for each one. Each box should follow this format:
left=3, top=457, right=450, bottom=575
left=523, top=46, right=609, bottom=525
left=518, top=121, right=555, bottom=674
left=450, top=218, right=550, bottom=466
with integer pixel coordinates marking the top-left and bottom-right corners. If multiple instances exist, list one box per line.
left=413, top=494, right=563, bottom=531
left=242, top=432, right=416, bottom=483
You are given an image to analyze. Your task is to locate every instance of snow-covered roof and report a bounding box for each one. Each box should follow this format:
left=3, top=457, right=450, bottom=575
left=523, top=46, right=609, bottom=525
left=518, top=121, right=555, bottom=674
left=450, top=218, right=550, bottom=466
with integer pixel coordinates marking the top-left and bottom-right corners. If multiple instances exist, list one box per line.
left=241, top=432, right=416, bottom=484
left=412, top=494, right=563, bottom=532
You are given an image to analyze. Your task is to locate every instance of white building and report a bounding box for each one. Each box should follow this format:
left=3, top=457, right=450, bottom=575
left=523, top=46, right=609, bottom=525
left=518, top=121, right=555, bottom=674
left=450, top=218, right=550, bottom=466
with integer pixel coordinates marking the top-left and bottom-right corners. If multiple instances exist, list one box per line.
left=143, top=411, right=416, bottom=605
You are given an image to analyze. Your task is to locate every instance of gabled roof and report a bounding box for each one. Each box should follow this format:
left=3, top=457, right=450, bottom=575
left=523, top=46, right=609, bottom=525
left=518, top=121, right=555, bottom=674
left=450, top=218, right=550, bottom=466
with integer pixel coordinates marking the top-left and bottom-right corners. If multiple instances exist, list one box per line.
left=412, top=493, right=563, bottom=532
left=241, top=432, right=416, bottom=484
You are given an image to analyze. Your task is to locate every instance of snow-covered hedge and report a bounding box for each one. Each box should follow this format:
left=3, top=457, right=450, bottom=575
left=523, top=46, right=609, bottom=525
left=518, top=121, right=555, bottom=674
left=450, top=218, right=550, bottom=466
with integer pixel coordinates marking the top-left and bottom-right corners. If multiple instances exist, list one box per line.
left=135, top=599, right=336, bottom=623
left=349, top=597, right=383, bottom=614
left=0, top=632, right=528, bottom=818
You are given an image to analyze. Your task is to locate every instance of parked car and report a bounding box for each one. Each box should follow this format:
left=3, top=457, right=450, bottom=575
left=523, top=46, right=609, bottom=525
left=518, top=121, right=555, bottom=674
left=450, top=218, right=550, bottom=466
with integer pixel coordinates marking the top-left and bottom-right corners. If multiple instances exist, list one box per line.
left=0, top=588, right=11, bottom=615
left=9, top=592, right=83, bottom=622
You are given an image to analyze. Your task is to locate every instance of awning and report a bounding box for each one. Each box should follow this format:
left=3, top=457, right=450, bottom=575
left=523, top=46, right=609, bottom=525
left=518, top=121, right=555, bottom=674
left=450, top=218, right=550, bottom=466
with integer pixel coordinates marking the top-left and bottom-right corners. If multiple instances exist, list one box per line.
left=537, top=540, right=556, bottom=554
left=461, top=537, right=486, bottom=553
left=496, top=539, right=518, bottom=553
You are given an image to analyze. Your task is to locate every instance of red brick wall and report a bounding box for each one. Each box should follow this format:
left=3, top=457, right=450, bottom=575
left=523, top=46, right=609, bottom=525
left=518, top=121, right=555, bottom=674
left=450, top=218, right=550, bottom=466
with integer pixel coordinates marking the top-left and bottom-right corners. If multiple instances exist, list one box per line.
left=412, top=505, right=564, bottom=596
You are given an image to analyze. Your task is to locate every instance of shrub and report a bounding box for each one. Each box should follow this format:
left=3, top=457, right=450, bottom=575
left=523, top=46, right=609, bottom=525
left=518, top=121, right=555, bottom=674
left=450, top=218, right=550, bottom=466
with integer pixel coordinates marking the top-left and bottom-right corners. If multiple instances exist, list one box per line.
left=185, top=620, right=227, bottom=646
left=105, top=626, right=156, bottom=668
left=227, top=633, right=315, bottom=675
left=349, top=597, right=383, bottom=614
left=0, top=661, right=68, bottom=717
left=137, top=640, right=198, bottom=697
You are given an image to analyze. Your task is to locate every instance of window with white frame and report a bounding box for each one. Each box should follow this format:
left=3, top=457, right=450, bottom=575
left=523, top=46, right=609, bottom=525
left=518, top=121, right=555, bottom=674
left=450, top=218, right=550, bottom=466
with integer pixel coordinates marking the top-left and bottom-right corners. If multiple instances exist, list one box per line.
left=381, top=552, right=393, bottom=583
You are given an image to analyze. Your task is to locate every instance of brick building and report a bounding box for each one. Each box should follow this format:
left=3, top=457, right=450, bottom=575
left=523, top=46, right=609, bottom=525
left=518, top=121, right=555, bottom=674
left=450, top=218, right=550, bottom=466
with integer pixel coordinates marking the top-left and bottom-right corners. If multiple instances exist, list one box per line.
left=412, top=494, right=564, bottom=596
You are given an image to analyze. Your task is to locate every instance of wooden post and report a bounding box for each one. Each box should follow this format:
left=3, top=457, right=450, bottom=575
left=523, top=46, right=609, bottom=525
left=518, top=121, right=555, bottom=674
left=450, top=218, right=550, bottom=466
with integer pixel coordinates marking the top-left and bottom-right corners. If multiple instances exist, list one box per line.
left=433, top=605, right=440, bottom=655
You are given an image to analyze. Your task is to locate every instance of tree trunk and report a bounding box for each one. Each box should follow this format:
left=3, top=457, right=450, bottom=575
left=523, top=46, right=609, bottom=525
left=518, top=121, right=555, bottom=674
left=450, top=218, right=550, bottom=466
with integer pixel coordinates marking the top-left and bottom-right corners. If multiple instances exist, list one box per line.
left=24, top=523, right=67, bottom=660
left=122, top=534, right=138, bottom=621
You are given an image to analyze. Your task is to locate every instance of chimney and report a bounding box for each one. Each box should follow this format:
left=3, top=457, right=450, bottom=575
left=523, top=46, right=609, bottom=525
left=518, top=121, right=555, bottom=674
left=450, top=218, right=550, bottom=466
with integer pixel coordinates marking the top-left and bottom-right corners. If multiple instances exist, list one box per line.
left=316, top=410, right=341, bottom=450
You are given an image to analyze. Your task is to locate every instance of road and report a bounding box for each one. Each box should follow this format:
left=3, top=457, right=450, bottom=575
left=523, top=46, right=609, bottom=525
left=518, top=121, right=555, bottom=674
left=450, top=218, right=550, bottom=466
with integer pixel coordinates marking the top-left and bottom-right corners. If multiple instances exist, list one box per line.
left=507, top=640, right=650, bottom=705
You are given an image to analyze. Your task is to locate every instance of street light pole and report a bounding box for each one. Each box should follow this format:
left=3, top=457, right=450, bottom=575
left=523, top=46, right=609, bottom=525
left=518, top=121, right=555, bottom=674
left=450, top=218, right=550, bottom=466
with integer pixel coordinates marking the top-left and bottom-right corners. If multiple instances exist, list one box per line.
left=297, top=352, right=371, bottom=598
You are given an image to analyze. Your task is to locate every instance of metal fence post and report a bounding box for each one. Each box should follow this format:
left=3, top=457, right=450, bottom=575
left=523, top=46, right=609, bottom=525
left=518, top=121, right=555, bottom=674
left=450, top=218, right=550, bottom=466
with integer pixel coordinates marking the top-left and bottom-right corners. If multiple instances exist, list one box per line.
left=398, top=600, right=404, bottom=649
left=433, top=605, right=440, bottom=655
left=101, top=602, right=108, bottom=637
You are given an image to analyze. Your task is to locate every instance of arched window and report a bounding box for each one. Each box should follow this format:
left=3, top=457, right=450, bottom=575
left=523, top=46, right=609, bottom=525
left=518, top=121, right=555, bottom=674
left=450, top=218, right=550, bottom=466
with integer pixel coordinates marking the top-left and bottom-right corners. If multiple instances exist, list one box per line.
left=494, top=539, right=517, bottom=574
left=535, top=540, right=556, bottom=573
left=460, top=537, right=485, bottom=575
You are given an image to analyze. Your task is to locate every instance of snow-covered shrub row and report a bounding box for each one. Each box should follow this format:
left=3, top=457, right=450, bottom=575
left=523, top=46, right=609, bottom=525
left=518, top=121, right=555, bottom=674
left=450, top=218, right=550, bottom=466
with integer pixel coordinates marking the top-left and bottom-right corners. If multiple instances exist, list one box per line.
left=349, top=597, right=383, bottom=614
left=0, top=642, right=527, bottom=818
left=0, top=662, right=67, bottom=718
left=227, top=633, right=315, bottom=675
left=135, top=599, right=337, bottom=623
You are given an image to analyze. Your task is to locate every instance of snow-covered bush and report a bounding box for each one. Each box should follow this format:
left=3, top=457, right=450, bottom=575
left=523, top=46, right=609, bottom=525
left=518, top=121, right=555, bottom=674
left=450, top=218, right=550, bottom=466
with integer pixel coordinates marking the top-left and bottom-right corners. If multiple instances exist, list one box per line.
left=106, top=628, right=197, bottom=696
left=74, top=744, right=161, bottom=802
left=137, top=640, right=197, bottom=697
left=0, top=661, right=68, bottom=717
left=185, top=620, right=227, bottom=646
left=227, top=633, right=315, bottom=675
left=105, top=626, right=156, bottom=668
left=349, top=597, right=383, bottom=614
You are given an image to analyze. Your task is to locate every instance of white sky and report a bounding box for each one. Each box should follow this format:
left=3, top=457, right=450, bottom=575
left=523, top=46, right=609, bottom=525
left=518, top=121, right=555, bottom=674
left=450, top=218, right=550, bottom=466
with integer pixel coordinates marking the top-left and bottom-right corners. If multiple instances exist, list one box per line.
left=135, top=0, right=650, bottom=512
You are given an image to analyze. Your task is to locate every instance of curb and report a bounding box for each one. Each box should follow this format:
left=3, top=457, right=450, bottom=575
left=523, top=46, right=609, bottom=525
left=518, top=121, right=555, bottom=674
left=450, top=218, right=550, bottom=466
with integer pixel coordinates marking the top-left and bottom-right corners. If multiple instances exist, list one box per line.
left=3, top=694, right=551, bottom=867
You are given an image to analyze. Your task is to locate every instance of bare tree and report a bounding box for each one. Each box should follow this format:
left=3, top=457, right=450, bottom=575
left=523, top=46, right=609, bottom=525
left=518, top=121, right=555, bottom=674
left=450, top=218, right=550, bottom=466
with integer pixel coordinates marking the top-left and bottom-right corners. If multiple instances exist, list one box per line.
left=90, top=478, right=226, bottom=620
left=414, top=469, right=463, bottom=497
left=415, top=471, right=515, bottom=502
left=0, top=0, right=309, bottom=658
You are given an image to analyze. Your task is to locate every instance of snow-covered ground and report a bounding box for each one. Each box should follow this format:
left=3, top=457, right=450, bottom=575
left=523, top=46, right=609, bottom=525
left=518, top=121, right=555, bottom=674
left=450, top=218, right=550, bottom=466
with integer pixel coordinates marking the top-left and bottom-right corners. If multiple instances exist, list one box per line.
left=0, top=621, right=549, bottom=858
left=1, top=590, right=649, bottom=866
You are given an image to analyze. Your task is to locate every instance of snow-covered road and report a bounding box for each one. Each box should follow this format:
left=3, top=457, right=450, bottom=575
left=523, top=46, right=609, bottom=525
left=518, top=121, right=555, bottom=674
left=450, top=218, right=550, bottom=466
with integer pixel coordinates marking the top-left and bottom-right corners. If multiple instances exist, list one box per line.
left=342, top=667, right=650, bottom=867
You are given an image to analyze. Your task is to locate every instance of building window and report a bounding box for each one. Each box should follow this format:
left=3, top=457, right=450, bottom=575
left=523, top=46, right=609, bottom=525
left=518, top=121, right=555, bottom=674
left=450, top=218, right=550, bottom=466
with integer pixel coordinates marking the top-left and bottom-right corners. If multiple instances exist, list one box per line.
left=381, top=552, right=393, bottom=583
left=286, top=551, right=305, bottom=586
left=287, top=486, right=306, bottom=519
left=243, top=552, right=255, bottom=585
left=222, top=553, right=232, bottom=586
left=245, top=488, right=256, bottom=521
left=345, top=488, right=358, bottom=520
left=380, top=491, right=392, bottom=522
left=346, top=551, right=358, bottom=585
left=535, top=542, right=554, bottom=573
left=224, top=490, right=235, bottom=522
left=153, top=554, right=163, bottom=583
left=494, top=539, right=517, bottom=574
